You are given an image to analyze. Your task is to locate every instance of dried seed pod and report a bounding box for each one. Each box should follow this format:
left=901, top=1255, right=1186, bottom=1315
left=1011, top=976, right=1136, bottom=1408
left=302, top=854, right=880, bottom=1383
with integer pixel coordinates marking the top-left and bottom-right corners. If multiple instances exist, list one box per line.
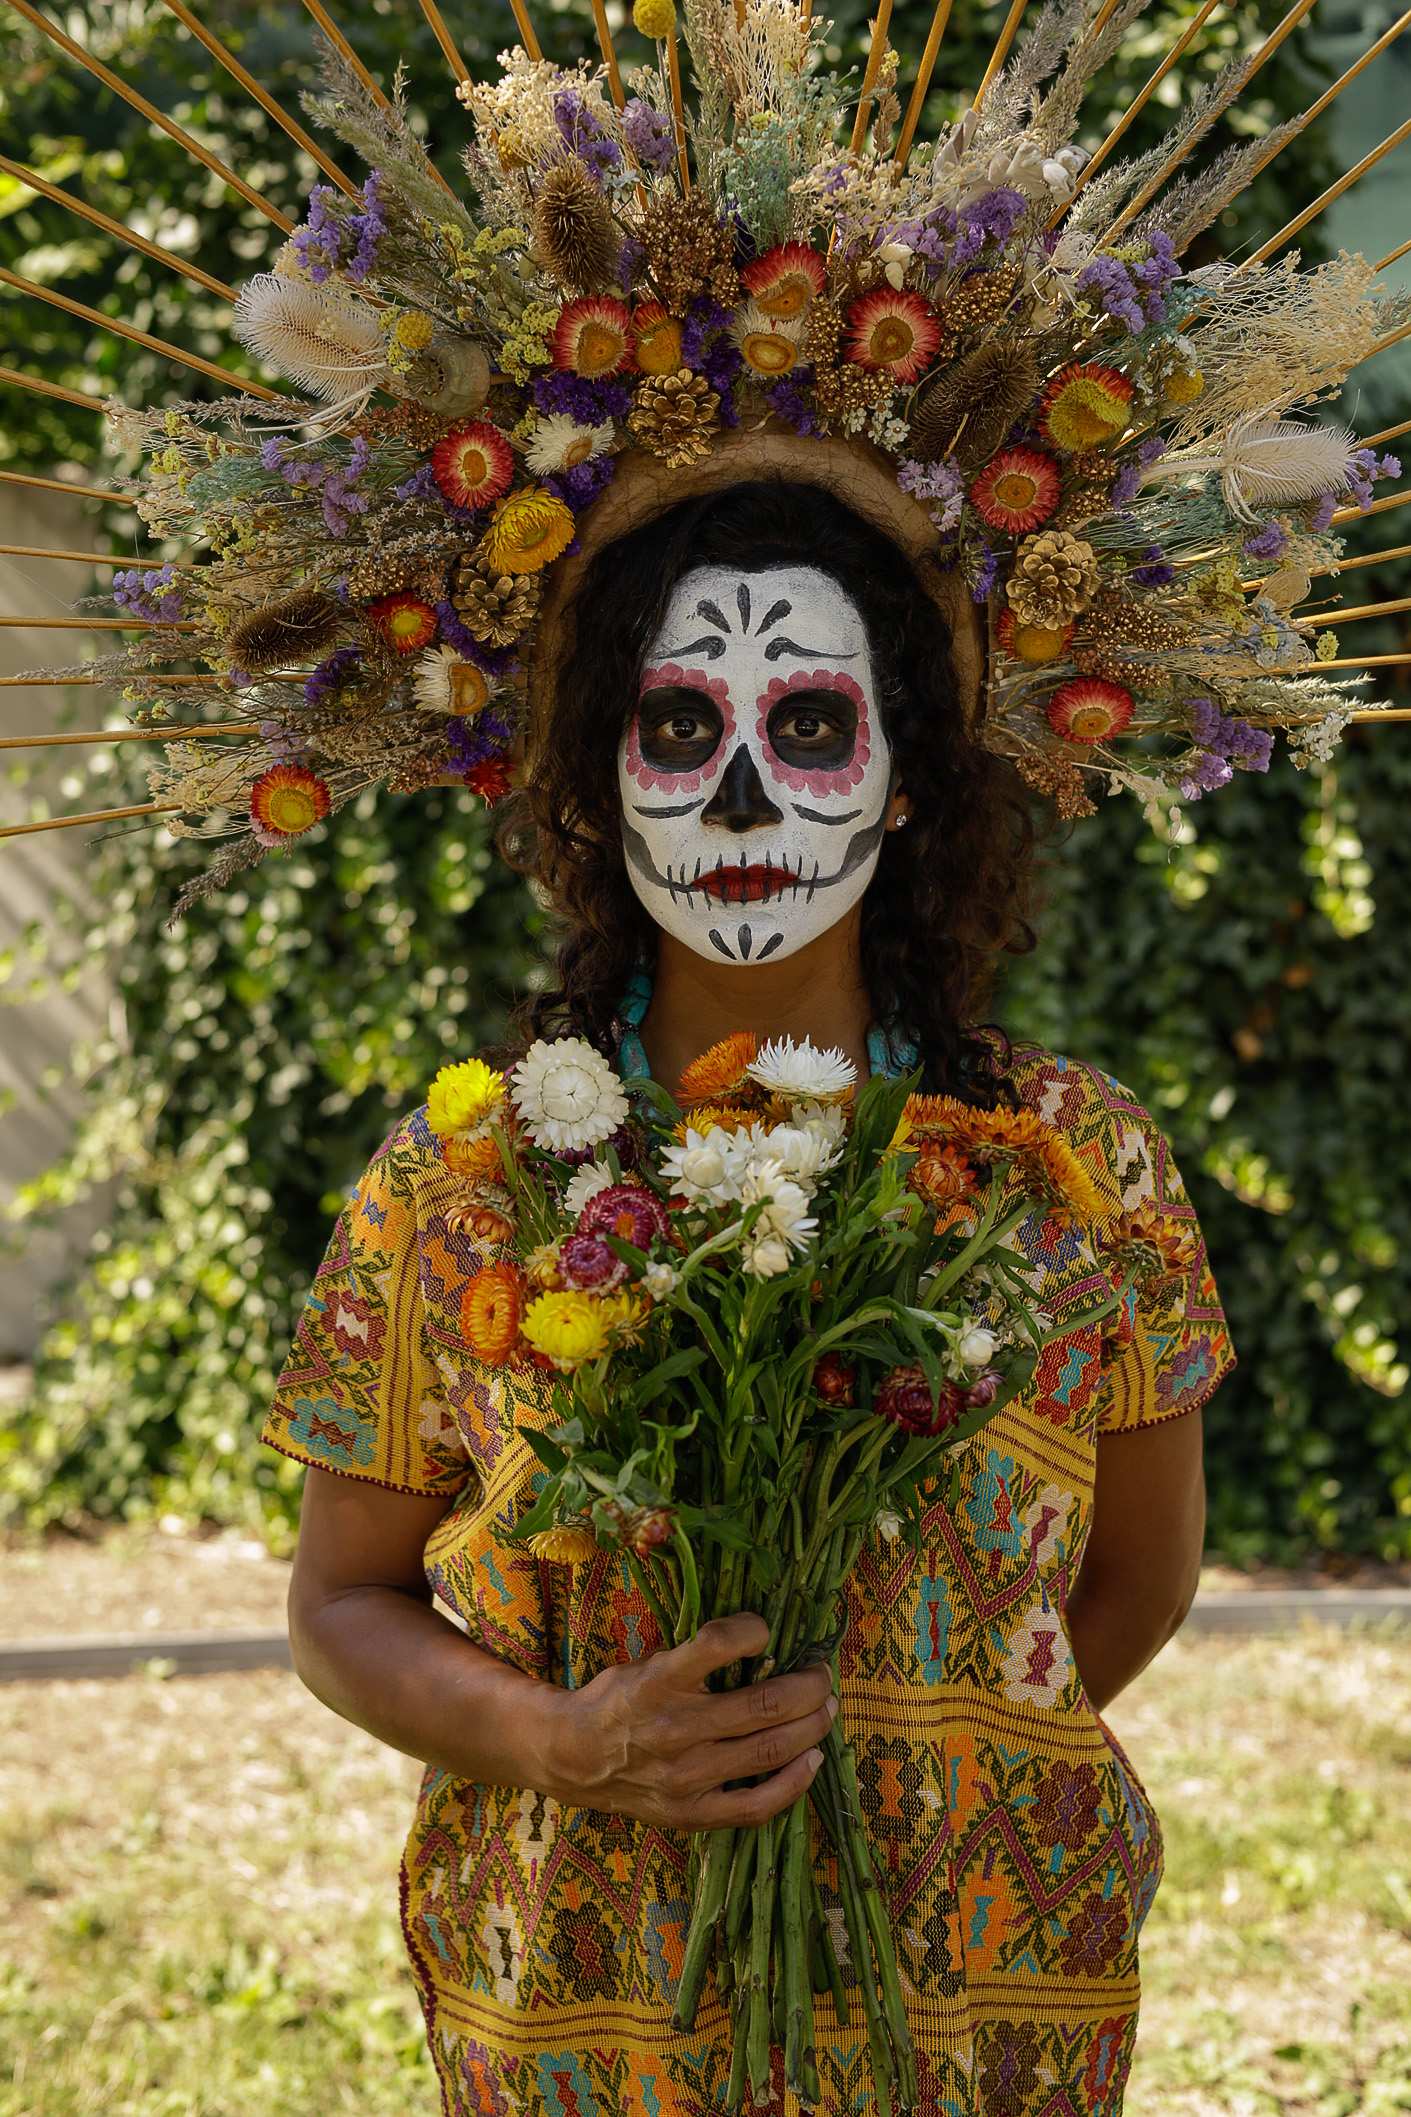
left=909, top=340, right=1039, bottom=467
left=532, top=156, right=619, bottom=294
left=1007, top=530, right=1101, bottom=628
left=227, top=587, right=343, bottom=671
left=401, top=336, right=492, bottom=419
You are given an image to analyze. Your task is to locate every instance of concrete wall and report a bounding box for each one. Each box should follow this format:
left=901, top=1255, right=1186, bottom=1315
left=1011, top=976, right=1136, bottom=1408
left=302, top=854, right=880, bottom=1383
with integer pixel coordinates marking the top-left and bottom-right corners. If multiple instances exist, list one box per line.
left=0, top=484, right=114, bottom=1360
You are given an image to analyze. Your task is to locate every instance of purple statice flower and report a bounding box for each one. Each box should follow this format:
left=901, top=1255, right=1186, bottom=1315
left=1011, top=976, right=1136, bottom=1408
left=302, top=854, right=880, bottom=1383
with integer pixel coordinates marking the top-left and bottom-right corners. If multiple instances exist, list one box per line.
left=347, top=171, right=387, bottom=285
left=1138, top=435, right=1167, bottom=466
left=304, top=643, right=363, bottom=707
left=971, top=535, right=999, bottom=602
left=533, top=371, right=632, bottom=424
left=554, top=89, right=621, bottom=178
left=259, top=718, right=314, bottom=764
left=765, top=367, right=821, bottom=437
left=680, top=298, right=732, bottom=372
left=699, top=333, right=742, bottom=426
left=1347, top=446, right=1401, bottom=511
left=445, top=706, right=515, bottom=772
left=1075, top=252, right=1145, bottom=334
left=290, top=183, right=342, bottom=283
left=543, top=453, right=617, bottom=510
left=260, top=435, right=287, bottom=472
left=616, top=233, right=646, bottom=291
left=951, top=187, right=1026, bottom=267
left=433, top=603, right=520, bottom=677
left=1185, top=696, right=1273, bottom=785
left=291, top=171, right=387, bottom=287
left=322, top=433, right=372, bottom=538
left=112, top=564, right=183, bottom=624
left=396, top=462, right=441, bottom=504
left=1310, top=492, right=1338, bottom=532
left=729, top=212, right=758, bottom=265
left=1131, top=543, right=1174, bottom=588
left=1111, top=460, right=1143, bottom=507
left=621, top=97, right=677, bottom=175
left=1242, top=521, right=1288, bottom=561
left=897, top=455, right=964, bottom=534
left=1179, top=751, right=1234, bottom=799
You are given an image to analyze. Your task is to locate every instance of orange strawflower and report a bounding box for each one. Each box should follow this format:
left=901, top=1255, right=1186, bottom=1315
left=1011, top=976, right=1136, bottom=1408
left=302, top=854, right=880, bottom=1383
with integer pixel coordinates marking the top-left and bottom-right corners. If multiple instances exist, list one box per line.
left=678, top=1031, right=758, bottom=1104
left=460, top=1261, right=525, bottom=1364
left=441, top=1133, right=504, bottom=1182
left=369, top=592, right=438, bottom=655
left=670, top=1101, right=753, bottom=1142
left=249, top=764, right=330, bottom=841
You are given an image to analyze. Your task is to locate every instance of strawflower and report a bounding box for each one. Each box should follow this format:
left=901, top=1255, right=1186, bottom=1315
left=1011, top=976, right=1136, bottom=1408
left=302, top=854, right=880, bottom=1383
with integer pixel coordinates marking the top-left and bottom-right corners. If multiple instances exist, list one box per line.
left=680, top=1030, right=758, bottom=1102
left=552, top=296, right=634, bottom=379
left=428, top=1057, right=507, bottom=1138
left=578, top=1182, right=672, bottom=1251
left=845, top=289, right=944, bottom=384
left=460, top=1262, right=525, bottom=1366
left=527, top=1525, right=600, bottom=1564
left=1040, top=364, right=1133, bottom=451
left=970, top=447, right=1060, bottom=535
left=481, top=487, right=576, bottom=574
left=431, top=421, right=515, bottom=510
left=249, top=765, right=329, bottom=842
left=511, top=1037, right=630, bottom=1152
left=1046, top=679, right=1134, bottom=745
left=875, top=1364, right=965, bottom=1437
left=521, top=1287, right=613, bottom=1370
left=369, top=593, right=438, bottom=655
left=745, top=1035, right=855, bottom=1105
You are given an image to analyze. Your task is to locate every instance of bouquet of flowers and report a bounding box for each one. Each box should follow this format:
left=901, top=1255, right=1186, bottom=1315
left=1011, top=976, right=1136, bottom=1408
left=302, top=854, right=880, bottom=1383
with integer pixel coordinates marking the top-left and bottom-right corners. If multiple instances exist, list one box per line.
left=426, top=1031, right=1150, bottom=2114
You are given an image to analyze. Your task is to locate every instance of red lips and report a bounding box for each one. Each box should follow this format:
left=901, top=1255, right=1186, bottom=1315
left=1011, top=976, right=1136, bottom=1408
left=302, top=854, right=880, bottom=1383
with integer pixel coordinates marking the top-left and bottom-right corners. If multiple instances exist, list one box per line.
left=698, top=863, right=795, bottom=905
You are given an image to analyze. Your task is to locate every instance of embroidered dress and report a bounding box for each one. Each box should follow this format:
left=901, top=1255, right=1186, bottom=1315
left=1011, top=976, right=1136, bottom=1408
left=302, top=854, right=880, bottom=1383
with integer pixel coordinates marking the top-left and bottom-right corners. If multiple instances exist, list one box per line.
left=264, top=1045, right=1232, bottom=2117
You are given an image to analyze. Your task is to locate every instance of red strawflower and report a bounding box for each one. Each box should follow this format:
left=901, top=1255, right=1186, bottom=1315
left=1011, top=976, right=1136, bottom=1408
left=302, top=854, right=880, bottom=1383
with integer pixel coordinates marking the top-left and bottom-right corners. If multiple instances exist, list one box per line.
left=844, top=289, right=943, bottom=384
left=249, top=764, right=330, bottom=841
left=874, top=1363, right=965, bottom=1437
left=464, top=754, right=513, bottom=802
left=1046, top=678, right=1135, bottom=745
left=551, top=297, right=634, bottom=379
left=739, top=241, right=826, bottom=320
left=995, top=608, right=1074, bottom=664
left=813, top=1352, right=856, bottom=1406
left=431, top=420, right=515, bottom=510
left=578, top=1182, right=672, bottom=1251
left=369, top=592, right=438, bottom=655
left=970, top=446, right=1061, bottom=534
left=557, top=1232, right=629, bottom=1291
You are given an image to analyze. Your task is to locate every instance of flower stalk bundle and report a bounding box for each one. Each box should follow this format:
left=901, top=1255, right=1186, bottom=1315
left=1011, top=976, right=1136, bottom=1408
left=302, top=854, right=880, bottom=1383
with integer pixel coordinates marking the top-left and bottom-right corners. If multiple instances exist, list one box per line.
left=427, top=1034, right=1151, bottom=2113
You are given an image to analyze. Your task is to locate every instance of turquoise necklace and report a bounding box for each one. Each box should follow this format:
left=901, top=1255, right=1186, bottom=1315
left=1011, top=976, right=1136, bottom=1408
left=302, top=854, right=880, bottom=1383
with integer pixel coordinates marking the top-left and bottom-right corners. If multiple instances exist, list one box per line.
left=615, top=963, right=918, bottom=1084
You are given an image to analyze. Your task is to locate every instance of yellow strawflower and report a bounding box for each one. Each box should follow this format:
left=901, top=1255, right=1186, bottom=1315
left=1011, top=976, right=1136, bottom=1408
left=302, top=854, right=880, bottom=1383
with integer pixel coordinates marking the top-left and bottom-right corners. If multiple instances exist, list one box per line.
left=481, top=487, right=576, bottom=574
left=527, top=1526, right=600, bottom=1564
left=427, top=1057, right=506, bottom=1138
left=521, top=1290, right=613, bottom=1370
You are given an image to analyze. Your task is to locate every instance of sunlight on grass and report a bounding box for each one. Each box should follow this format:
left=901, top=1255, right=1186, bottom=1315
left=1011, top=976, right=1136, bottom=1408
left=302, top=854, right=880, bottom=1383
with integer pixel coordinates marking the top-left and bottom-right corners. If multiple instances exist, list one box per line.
left=1, top=1626, right=1408, bottom=2114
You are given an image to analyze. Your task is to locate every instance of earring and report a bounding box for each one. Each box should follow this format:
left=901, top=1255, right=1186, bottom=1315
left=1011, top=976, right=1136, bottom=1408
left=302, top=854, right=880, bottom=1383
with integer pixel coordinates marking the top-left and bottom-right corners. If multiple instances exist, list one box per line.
left=892, top=810, right=909, bottom=830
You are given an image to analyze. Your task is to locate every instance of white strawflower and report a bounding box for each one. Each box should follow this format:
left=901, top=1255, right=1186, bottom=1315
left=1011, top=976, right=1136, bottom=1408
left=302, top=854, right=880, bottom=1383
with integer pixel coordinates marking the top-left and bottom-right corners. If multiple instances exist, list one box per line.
left=643, top=1260, right=680, bottom=1299
left=510, top=1037, right=629, bottom=1153
left=746, top=1036, right=856, bottom=1106
left=742, top=1231, right=793, bottom=1278
left=957, top=1325, right=998, bottom=1369
left=875, top=1509, right=904, bottom=1542
left=662, top=1123, right=755, bottom=1207
left=562, top=1160, right=616, bottom=1218
left=792, top=1099, right=848, bottom=1147
left=524, top=414, right=615, bottom=476
left=761, top=1120, right=843, bottom=1191
left=739, top=1159, right=816, bottom=1247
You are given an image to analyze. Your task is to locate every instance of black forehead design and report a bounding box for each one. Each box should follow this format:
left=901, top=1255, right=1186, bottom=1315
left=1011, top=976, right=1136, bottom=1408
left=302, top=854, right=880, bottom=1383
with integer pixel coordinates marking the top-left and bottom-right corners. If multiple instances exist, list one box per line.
left=696, top=598, right=731, bottom=633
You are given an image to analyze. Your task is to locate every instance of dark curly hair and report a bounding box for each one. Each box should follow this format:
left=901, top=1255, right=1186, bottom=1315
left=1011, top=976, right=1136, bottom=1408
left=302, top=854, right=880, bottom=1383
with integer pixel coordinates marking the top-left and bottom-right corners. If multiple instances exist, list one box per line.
left=501, top=479, right=1036, bottom=1097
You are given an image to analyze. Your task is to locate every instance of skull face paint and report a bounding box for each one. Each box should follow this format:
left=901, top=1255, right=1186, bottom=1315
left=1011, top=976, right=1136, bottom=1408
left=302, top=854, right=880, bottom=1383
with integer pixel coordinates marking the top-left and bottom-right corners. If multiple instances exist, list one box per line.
left=617, top=564, right=894, bottom=965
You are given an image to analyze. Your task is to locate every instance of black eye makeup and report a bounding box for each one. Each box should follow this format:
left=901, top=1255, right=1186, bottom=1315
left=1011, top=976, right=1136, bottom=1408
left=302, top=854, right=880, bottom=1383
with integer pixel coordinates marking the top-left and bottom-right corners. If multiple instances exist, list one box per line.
left=765, top=690, right=859, bottom=772
left=637, top=685, right=726, bottom=772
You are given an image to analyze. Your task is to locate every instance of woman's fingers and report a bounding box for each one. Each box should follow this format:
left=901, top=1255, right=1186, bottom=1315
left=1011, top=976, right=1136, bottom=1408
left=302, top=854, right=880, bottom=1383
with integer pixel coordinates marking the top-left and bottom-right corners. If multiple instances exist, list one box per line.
left=701, top=1660, right=833, bottom=1738
left=686, top=1694, right=839, bottom=1795
left=672, top=1743, right=826, bottom=1833
left=669, top=1612, right=770, bottom=1681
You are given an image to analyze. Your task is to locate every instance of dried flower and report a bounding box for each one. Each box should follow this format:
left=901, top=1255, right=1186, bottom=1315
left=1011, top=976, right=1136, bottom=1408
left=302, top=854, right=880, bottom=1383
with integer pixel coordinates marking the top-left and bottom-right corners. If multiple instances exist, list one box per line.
left=641, top=192, right=740, bottom=314
left=812, top=1352, right=855, bottom=1406
left=527, top=1525, right=600, bottom=1564
left=368, top=593, right=439, bottom=655
left=633, top=0, right=675, bottom=36
left=481, top=487, right=576, bottom=574
left=1014, top=753, right=1097, bottom=817
left=231, top=273, right=389, bottom=401
left=511, top=1036, right=631, bottom=1153
left=745, top=1036, right=855, bottom=1105
left=1045, top=678, right=1134, bottom=745
left=740, top=242, right=826, bottom=321
left=524, top=414, right=614, bottom=476
left=679, top=1031, right=758, bottom=1103
left=578, top=1182, right=673, bottom=1251
left=413, top=646, right=493, bottom=716
left=907, top=340, right=1037, bottom=468
left=533, top=157, right=620, bottom=294
left=431, top=421, right=515, bottom=510
left=970, top=447, right=1060, bottom=535
left=631, top=302, right=684, bottom=376
left=460, top=1262, right=525, bottom=1364
left=995, top=609, right=1073, bottom=664
left=730, top=302, right=806, bottom=377
left=551, top=297, right=634, bottom=380
left=249, top=764, right=330, bottom=841
left=845, top=289, right=943, bottom=384
left=875, top=1363, right=964, bottom=1437
left=227, top=588, right=342, bottom=673
left=1039, top=364, right=1133, bottom=452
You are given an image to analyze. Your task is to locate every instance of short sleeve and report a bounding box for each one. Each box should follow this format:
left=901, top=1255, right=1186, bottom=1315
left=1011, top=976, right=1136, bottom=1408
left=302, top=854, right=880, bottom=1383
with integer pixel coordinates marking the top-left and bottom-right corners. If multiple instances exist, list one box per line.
left=262, top=1119, right=476, bottom=1497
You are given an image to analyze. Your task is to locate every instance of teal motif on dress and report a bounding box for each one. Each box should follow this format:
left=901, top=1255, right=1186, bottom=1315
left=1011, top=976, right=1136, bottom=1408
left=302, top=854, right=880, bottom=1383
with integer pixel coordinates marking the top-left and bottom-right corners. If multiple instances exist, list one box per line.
left=285, top=1392, right=376, bottom=1469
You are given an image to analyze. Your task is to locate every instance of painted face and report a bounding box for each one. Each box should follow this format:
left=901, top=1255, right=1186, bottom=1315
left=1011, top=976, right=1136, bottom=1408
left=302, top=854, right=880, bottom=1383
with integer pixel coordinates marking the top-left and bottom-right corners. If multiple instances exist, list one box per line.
left=617, top=564, right=894, bottom=965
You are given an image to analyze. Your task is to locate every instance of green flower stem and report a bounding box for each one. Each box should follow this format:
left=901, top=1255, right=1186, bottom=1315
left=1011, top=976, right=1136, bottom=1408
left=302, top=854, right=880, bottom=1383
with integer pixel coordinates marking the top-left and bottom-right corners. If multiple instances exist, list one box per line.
left=781, top=1793, right=813, bottom=2093
left=827, top=1726, right=919, bottom=2108
left=746, top=1812, right=781, bottom=2099
left=671, top=1526, right=702, bottom=1645
left=673, top=1826, right=734, bottom=2032
left=826, top=1775, right=894, bottom=2117
left=811, top=1864, right=849, bottom=2026
left=723, top=1821, right=758, bottom=1959
left=624, top=1549, right=677, bottom=1644
left=725, top=1974, right=750, bottom=2113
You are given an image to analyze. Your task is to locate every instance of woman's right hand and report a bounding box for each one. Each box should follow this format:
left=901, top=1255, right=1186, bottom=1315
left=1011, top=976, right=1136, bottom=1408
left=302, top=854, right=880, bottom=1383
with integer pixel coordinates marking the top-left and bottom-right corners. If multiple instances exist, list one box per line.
left=539, top=1613, right=838, bottom=1830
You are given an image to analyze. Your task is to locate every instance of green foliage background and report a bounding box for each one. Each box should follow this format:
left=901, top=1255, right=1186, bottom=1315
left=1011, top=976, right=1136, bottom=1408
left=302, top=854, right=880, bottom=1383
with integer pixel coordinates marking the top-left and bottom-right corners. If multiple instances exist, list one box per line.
left=1, top=0, right=1407, bottom=1557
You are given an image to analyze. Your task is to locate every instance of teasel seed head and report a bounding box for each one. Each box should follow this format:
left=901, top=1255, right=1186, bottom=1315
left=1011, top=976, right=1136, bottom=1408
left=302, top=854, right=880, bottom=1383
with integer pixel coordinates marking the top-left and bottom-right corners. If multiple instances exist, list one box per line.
left=532, top=158, right=620, bottom=295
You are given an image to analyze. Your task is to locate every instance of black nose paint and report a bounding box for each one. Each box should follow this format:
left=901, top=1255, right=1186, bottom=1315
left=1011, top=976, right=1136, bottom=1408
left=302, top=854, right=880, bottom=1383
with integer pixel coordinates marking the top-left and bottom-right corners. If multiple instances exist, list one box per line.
left=701, top=745, right=784, bottom=833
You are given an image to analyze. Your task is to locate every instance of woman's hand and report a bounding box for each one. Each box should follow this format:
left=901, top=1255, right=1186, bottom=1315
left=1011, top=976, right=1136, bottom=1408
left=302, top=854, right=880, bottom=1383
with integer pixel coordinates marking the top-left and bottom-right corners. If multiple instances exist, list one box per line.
left=541, top=1613, right=837, bottom=1830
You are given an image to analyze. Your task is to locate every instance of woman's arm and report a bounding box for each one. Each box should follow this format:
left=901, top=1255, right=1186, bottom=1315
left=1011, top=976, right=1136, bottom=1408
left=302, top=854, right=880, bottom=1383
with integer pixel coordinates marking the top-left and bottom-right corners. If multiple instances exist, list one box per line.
left=1065, top=1407, right=1206, bottom=1712
left=288, top=1466, right=835, bottom=1827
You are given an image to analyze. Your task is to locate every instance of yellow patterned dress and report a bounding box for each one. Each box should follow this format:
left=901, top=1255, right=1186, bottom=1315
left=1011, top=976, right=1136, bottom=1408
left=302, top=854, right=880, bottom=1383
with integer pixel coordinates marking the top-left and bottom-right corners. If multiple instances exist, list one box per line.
left=263, top=1045, right=1232, bottom=2117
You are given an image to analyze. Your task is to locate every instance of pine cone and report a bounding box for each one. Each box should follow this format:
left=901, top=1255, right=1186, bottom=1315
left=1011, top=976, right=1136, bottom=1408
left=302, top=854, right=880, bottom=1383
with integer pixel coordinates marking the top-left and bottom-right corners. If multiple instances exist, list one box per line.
left=1007, top=530, right=1101, bottom=627
left=628, top=368, right=721, bottom=468
left=450, top=553, right=540, bottom=646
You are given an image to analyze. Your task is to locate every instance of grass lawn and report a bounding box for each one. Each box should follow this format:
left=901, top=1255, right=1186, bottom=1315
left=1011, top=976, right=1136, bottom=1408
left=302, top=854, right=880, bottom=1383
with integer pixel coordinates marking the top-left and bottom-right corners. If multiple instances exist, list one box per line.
left=1, top=1624, right=1408, bottom=2115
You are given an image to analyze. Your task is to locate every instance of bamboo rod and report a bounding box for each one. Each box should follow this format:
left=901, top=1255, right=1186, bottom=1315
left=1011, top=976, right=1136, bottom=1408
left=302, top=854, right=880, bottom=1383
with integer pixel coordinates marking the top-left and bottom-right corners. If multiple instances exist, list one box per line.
left=0, top=266, right=278, bottom=400
left=1305, top=595, right=1411, bottom=625
left=666, top=26, right=691, bottom=190
left=1376, top=234, right=1411, bottom=270
left=1297, top=6, right=1411, bottom=130
left=590, top=0, right=625, bottom=106
left=1361, top=415, right=1411, bottom=450
left=0, top=546, right=199, bottom=567
left=1365, top=316, right=1411, bottom=362
left=972, top=0, right=1028, bottom=113
left=1055, top=0, right=1234, bottom=222
left=1303, top=540, right=1411, bottom=578
left=0, top=616, right=199, bottom=630
left=1106, top=0, right=1321, bottom=238
left=299, top=0, right=390, bottom=102
left=0, top=469, right=137, bottom=506
left=0, top=152, right=239, bottom=303
left=158, top=0, right=358, bottom=193
left=0, top=365, right=102, bottom=411
left=3, top=0, right=292, bottom=231
left=1248, top=114, right=1411, bottom=266
left=1330, top=486, right=1411, bottom=527
left=1348, top=704, right=1411, bottom=717
left=894, top=0, right=957, bottom=169
left=850, top=0, right=896, bottom=156
left=1317, top=654, right=1411, bottom=668
left=0, top=673, right=218, bottom=685
left=505, top=0, right=542, bottom=61
left=0, top=801, right=182, bottom=840
left=0, top=723, right=258, bottom=749
left=416, top=0, right=471, bottom=84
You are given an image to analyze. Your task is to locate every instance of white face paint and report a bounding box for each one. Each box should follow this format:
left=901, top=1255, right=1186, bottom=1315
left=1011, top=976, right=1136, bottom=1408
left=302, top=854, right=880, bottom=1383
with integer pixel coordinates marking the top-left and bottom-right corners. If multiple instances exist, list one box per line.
left=616, top=564, right=894, bottom=966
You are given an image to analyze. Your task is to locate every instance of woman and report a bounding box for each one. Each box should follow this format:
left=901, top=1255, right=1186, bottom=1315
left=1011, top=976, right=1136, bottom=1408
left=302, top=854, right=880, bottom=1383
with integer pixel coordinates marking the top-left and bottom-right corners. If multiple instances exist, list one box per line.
left=265, top=476, right=1230, bottom=2117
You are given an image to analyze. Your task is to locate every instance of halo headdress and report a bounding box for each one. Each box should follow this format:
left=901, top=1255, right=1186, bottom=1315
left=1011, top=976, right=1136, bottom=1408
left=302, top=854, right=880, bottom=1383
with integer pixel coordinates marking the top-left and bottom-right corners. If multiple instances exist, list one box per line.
left=5, top=0, right=1410, bottom=896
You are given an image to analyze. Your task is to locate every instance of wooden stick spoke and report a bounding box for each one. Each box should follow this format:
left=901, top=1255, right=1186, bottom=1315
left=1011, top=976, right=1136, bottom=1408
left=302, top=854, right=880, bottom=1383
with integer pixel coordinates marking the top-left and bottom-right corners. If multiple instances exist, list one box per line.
left=894, top=0, right=956, bottom=170
left=972, top=0, right=1028, bottom=113
left=0, top=616, right=200, bottom=629
left=297, top=0, right=460, bottom=200
left=0, top=801, right=184, bottom=841
left=1291, top=539, right=1411, bottom=580
left=0, top=267, right=278, bottom=401
left=590, top=0, right=626, bottom=108
left=505, top=0, right=542, bottom=61
left=0, top=673, right=219, bottom=685
left=1054, top=0, right=1222, bottom=222
left=0, top=724, right=259, bottom=749
left=3, top=0, right=292, bottom=230
left=1305, top=595, right=1411, bottom=626
left=158, top=0, right=358, bottom=193
left=1249, top=113, right=1411, bottom=265
left=666, top=26, right=691, bottom=190
left=0, top=366, right=103, bottom=412
left=1364, top=316, right=1411, bottom=362
left=850, top=0, right=895, bottom=157
left=0, top=470, right=138, bottom=507
left=0, top=546, right=201, bottom=567
left=1375, top=235, right=1411, bottom=271
left=1361, top=415, right=1411, bottom=450
left=1318, top=655, right=1411, bottom=669
left=1330, top=486, right=1411, bottom=528
left=0, top=152, right=238, bottom=303
left=416, top=0, right=471, bottom=85
left=1348, top=705, right=1411, bottom=717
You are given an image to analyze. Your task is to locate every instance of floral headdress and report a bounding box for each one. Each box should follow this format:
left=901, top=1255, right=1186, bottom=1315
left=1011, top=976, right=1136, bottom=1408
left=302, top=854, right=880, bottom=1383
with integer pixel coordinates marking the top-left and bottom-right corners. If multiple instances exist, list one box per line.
left=26, top=0, right=1409, bottom=899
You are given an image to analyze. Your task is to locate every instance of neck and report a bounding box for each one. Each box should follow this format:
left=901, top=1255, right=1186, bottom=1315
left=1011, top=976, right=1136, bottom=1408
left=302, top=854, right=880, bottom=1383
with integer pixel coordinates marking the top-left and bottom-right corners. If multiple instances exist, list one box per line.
left=639, top=913, right=875, bottom=1096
